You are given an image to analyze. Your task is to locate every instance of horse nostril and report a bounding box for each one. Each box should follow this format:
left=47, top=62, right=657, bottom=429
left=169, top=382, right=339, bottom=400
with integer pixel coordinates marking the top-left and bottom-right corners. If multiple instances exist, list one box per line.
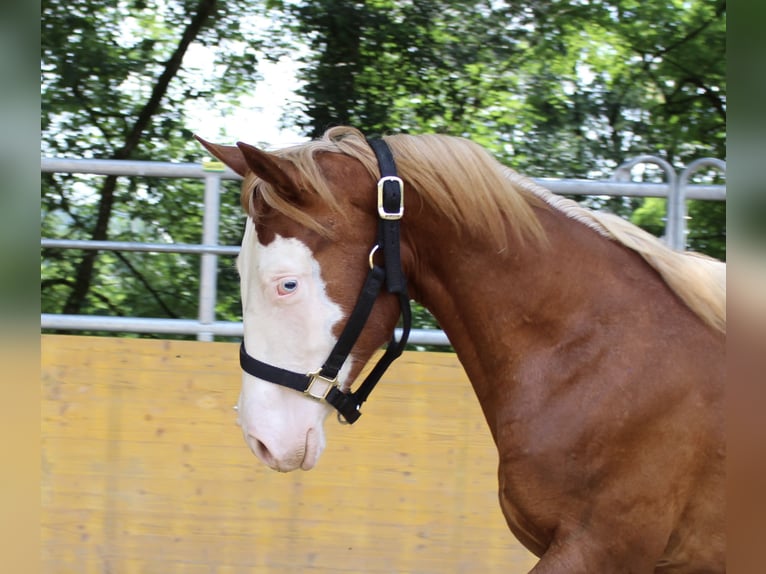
left=250, top=435, right=277, bottom=467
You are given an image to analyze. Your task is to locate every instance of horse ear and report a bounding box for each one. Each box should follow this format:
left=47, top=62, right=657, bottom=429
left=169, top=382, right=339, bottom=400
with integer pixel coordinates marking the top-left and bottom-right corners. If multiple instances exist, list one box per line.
left=235, top=141, right=301, bottom=198
left=194, top=135, right=248, bottom=177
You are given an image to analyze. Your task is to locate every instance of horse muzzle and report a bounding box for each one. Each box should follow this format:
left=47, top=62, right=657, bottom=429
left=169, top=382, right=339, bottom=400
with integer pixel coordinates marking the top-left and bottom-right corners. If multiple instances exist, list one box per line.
left=241, top=423, right=324, bottom=472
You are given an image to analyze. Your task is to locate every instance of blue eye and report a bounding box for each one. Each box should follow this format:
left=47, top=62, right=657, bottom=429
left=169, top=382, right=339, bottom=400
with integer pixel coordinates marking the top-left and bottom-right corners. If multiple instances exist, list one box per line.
left=277, top=278, right=299, bottom=295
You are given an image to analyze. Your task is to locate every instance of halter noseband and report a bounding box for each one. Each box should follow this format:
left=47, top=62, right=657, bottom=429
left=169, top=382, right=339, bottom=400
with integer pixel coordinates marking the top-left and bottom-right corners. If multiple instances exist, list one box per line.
left=238, top=138, right=412, bottom=424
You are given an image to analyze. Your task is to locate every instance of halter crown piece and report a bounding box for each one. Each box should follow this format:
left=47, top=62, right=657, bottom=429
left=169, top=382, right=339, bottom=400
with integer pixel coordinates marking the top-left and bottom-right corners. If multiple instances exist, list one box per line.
left=238, top=138, right=412, bottom=424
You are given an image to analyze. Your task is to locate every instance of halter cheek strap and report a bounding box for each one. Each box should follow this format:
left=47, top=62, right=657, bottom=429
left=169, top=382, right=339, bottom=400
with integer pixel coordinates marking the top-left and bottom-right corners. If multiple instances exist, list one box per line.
left=238, top=138, right=411, bottom=424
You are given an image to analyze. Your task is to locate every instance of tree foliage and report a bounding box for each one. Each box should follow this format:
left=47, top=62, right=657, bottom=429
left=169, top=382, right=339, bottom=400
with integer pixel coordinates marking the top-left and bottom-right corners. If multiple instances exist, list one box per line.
left=41, top=0, right=268, bottom=329
left=284, top=0, right=725, bottom=167
left=279, top=0, right=725, bottom=257
left=41, top=0, right=727, bottom=339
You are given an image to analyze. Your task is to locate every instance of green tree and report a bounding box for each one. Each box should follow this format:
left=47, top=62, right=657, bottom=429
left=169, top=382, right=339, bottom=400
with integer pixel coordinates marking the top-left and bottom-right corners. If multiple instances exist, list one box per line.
left=41, top=0, right=271, bottom=331
left=284, top=0, right=725, bottom=254
left=280, top=0, right=726, bottom=340
left=41, top=0, right=726, bottom=341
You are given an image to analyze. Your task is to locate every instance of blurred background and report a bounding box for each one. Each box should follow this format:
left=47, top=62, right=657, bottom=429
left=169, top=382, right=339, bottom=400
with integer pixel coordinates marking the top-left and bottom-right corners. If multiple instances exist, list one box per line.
left=39, top=0, right=727, bottom=343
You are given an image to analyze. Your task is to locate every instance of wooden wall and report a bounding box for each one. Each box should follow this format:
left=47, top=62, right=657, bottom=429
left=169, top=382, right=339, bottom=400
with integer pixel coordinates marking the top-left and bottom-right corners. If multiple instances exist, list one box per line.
left=42, top=335, right=537, bottom=573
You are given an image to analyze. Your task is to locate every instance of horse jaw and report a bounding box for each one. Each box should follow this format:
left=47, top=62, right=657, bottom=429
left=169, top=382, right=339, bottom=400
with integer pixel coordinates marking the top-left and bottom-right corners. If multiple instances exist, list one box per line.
left=236, top=225, right=348, bottom=472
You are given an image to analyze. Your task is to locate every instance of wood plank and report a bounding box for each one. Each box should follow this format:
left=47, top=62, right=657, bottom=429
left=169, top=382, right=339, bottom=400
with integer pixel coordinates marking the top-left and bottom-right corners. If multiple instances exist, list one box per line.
left=42, top=335, right=538, bottom=573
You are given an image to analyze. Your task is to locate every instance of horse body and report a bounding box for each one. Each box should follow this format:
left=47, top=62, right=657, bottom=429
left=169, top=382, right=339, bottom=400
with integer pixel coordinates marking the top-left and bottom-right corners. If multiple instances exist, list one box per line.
left=404, top=201, right=725, bottom=571
left=196, top=127, right=725, bottom=572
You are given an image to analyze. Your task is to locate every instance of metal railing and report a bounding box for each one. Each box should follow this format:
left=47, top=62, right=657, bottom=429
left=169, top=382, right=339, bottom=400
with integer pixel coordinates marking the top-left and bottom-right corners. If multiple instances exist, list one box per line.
left=40, top=156, right=726, bottom=344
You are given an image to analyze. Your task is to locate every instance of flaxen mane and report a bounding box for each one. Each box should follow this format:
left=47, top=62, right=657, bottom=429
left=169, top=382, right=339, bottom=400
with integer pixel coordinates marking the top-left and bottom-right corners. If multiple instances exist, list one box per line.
left=509, top=169, right=726, bottom=333
left=243, top=126, right=725, bottom=333
left=244, top=126, right=547, bottom=246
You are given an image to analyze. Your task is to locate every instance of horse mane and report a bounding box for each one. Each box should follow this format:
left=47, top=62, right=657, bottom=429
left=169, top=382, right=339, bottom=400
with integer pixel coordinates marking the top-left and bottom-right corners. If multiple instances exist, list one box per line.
left=243, top=126, right=547, bottom=246
left=243, top=126, right=725, bottom=334
left=503, top=169, right=726, bottom=334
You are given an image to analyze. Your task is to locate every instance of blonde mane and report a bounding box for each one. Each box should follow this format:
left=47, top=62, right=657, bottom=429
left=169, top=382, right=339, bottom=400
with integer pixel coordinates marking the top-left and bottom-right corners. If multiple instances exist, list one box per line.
left=243, top=126, right=546, bottom=247
left=513, top=175, right=726, bottom=333
left=243, top=126, right=725, bottom=333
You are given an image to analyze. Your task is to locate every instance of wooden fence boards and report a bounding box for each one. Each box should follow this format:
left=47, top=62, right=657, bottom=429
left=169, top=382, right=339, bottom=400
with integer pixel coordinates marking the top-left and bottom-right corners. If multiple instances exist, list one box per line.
left=42, top=334, right=537, bottom=573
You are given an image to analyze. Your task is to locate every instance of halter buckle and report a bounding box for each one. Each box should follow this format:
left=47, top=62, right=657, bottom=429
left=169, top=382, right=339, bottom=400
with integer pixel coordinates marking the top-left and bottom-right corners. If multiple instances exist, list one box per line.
left=305, top=370, right=339, bottom=400
left=377, top=176, right=404, bottom=220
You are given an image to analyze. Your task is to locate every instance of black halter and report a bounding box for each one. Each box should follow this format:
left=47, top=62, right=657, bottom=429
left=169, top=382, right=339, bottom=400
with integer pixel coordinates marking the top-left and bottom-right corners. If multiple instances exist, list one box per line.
left=238, top=138, right=411, bottom=424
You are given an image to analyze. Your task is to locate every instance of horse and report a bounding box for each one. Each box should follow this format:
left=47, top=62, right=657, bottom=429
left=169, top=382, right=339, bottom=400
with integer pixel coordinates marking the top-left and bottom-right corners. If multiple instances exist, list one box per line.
left=195, top=126, right=725, bottom=573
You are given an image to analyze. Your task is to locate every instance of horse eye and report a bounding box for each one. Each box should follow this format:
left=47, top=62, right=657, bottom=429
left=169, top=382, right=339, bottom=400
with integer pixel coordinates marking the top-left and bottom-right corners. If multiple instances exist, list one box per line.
left=277, top=278, right=299, bottom=295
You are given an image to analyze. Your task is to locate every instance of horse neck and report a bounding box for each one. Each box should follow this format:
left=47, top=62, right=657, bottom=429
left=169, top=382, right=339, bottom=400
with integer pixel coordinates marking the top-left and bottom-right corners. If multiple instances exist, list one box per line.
left=402, top=203, right=642, bottom=431
left=405, top=203, right=594, bottom=344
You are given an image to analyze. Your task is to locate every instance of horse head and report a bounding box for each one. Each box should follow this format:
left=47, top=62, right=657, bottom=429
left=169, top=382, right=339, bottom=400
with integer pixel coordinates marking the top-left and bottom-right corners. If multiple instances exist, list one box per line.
left=195, top=132, right=403, bottom=471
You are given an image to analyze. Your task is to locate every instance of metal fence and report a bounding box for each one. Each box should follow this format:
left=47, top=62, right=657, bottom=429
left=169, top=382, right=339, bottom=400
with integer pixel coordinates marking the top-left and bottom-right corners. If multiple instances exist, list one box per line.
left=40, top=156, right=726, bottom=344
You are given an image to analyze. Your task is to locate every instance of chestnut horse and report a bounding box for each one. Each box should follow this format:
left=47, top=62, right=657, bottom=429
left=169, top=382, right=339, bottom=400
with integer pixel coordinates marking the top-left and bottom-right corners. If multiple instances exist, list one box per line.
left=196, top=127, right=725, bottom=573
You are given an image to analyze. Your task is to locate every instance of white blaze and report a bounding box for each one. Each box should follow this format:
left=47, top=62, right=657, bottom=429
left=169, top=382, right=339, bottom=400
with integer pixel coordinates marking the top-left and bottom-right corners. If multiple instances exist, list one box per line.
left=235, top=221, right=348, bottom=471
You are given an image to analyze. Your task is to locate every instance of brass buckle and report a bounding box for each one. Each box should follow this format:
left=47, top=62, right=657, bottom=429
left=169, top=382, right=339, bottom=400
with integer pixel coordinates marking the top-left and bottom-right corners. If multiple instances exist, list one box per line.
left=377, top=176, right=404, bottom=220
left=304, top=370, right=338, bottom=401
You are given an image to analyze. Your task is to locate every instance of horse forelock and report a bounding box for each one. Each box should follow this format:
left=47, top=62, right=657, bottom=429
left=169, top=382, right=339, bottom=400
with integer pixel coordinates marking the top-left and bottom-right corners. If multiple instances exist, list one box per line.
left=240, top=127, right=377, bottom=237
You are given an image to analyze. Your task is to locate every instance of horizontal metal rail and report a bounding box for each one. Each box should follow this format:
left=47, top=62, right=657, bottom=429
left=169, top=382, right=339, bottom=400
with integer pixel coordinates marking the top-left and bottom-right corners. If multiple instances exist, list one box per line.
left=41, top=156, right=726, bottom=344
left=40, top=314, right=449, bottom=346
left=539, top=179, right=724, bottom=201
left=41, top=158, right=243, bottom=179
left=40, top=239, right=241, bottom=256
left=41, top=158, right=726, bottom=200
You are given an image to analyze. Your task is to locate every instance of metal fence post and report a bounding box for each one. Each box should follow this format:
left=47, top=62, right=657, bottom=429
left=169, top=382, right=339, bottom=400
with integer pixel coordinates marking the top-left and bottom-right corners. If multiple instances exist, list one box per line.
left=613, top=155, right=680, bottom=249
left=198, top=172, right=222, bottom=341
left=678, top=159, right=727, bottom=249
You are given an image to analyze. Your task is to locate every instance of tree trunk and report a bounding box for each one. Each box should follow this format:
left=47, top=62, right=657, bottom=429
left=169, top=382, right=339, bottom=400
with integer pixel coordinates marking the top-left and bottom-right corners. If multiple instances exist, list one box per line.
left=61, top=0, right=218, bottom=315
